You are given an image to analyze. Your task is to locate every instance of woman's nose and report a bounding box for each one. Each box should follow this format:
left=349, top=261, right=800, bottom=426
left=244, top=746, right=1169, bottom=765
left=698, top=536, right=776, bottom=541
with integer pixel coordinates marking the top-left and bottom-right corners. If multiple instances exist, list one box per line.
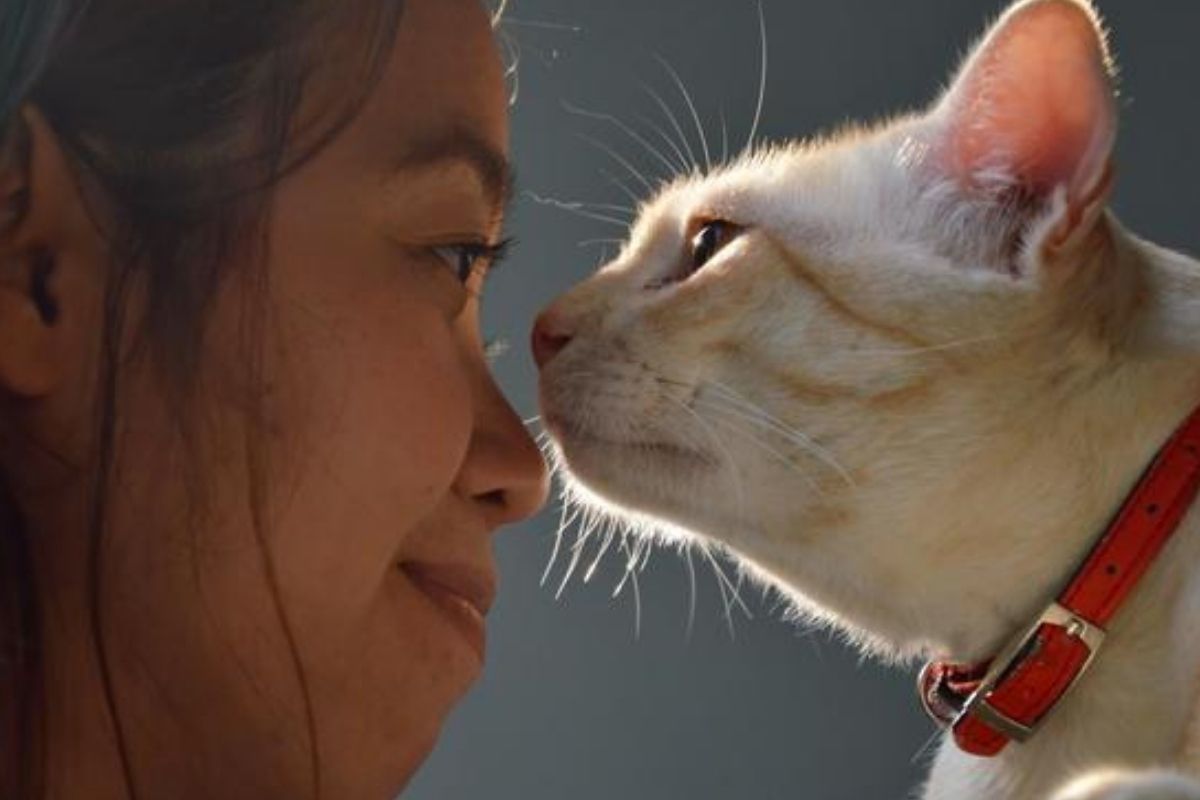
left=531, top=310, right=573, bottom=369
left=456, top=381, right=550, bottom=528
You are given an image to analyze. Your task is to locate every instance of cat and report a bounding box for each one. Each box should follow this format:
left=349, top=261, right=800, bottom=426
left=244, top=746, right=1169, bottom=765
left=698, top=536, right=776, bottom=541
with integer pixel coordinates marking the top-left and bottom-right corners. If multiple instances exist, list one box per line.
left=533, top=1, right=1200, bottom=798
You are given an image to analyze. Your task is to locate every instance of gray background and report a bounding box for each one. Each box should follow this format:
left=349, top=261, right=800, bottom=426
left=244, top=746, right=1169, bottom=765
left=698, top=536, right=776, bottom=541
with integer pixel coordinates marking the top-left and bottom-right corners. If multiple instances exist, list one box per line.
left=407, top=1, right=1200, bottom=798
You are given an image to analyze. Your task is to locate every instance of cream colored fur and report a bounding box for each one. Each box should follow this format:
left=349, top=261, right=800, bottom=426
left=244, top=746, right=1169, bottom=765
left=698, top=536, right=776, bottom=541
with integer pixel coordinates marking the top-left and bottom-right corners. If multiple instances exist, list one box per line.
left=536, top=1, right=1200, bottom=797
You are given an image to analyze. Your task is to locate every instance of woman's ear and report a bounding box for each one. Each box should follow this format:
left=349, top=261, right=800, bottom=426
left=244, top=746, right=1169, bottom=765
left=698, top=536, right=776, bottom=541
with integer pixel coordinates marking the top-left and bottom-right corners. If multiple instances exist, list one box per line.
left=0, top=108, right=106, bottom=399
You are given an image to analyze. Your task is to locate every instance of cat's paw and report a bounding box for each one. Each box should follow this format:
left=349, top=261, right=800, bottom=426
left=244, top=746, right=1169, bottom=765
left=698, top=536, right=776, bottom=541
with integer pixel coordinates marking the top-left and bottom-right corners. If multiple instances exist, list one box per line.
left=1050, top=769, right=1200, bottom=800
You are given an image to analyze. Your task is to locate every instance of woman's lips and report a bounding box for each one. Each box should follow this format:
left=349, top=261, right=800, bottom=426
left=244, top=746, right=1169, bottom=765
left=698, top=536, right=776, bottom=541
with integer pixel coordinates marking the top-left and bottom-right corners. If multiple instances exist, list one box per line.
left=401, top=562, right=494, bottom=664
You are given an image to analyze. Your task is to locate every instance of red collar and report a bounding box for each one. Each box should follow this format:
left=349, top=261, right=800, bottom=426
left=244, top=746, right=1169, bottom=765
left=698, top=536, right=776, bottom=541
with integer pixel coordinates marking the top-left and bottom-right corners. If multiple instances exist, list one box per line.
left=919, top=406, right=1200, bottom=757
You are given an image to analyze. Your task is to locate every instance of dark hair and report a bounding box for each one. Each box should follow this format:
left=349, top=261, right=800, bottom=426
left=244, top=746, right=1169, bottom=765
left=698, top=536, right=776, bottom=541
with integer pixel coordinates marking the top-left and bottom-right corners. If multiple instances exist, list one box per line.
left=0, top=2, right=407, bottom=797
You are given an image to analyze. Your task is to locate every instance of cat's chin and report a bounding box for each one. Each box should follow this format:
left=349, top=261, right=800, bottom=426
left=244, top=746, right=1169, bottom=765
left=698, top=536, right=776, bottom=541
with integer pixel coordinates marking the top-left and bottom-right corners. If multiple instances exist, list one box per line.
left=546, top=415, right=717, bottom=514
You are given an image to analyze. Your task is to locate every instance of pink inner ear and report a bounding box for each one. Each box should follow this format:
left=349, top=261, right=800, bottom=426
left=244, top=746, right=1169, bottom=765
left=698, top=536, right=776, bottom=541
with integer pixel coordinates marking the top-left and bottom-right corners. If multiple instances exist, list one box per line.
left=939, top=0, right=1116, bottom=203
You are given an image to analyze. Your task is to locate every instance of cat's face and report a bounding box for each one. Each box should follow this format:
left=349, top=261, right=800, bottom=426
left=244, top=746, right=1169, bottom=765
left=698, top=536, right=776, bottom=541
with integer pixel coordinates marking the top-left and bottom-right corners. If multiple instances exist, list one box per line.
left=537, top=0, right=1140, bottom=654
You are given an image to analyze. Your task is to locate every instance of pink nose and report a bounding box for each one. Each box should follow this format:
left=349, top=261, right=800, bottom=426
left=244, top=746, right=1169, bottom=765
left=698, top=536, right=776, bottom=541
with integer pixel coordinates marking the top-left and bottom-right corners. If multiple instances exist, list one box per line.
left=531, top=311, right=573, bottom=369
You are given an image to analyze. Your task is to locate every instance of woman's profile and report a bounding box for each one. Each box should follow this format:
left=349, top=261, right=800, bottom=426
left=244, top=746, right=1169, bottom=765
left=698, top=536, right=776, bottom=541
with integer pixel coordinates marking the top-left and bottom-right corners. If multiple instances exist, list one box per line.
left=0, top=0, right=547, bottom=797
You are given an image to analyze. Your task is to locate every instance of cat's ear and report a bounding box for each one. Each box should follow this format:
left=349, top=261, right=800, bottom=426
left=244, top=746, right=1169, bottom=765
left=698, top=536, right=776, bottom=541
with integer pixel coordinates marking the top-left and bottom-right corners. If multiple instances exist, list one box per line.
left=930, top=0, right=1117, bottom=254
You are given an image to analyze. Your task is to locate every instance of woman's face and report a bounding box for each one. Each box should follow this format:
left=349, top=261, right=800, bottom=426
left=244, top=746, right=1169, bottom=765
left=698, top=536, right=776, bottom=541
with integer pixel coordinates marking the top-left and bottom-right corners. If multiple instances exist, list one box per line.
left=27, top=0, right=547, bottom=796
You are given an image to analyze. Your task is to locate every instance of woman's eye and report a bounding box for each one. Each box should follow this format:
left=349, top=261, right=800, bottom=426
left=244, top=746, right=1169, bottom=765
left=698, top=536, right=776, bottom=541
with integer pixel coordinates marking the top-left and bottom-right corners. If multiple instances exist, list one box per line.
left=431, top=238, right=513, bottom=284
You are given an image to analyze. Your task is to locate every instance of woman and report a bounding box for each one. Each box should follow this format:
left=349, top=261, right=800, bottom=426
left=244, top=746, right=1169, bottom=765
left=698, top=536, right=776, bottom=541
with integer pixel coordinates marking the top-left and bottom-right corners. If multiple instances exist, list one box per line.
left=0, top=0, right=548, bottom=797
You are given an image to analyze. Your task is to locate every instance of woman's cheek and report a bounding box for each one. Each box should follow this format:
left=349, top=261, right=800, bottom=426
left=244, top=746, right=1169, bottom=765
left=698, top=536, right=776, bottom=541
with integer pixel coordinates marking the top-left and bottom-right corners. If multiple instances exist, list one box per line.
left=390, top=305, right=477, bottom=494
left=256, top=297, right=477, bottom=647
left=302, top=277, right=474, bottom=483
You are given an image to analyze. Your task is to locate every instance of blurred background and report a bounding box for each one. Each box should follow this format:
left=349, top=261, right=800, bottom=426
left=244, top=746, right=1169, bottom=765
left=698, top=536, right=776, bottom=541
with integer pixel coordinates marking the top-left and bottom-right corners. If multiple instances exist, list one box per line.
left=406, top=1, right=1200, bottom=798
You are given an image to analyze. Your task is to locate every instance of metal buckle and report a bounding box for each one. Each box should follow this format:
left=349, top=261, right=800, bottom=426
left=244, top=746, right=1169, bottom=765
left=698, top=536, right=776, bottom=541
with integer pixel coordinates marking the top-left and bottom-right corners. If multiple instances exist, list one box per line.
left=956, top=602, right=1106, bottom=743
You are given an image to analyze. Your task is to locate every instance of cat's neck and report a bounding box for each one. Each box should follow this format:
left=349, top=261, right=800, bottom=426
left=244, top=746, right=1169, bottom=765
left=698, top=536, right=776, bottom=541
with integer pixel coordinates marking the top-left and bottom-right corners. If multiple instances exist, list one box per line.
left=922, top=228, right=1200, bottom=798
left=941, top=221, right=1200, bottom=658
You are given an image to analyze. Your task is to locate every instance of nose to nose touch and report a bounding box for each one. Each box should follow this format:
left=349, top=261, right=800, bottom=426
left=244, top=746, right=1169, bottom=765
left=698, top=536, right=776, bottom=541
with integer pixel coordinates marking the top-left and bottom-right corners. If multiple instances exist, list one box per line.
left=531, top=311, right=573, bottom=369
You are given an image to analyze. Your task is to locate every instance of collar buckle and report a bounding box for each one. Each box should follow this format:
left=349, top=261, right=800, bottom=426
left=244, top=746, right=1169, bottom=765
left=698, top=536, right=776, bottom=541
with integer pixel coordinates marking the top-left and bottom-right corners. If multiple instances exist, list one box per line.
left=956, top=602, right=1106, bottom=746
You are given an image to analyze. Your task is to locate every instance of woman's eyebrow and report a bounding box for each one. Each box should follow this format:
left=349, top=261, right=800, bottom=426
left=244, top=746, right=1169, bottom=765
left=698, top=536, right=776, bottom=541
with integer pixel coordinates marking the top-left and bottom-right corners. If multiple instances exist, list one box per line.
left=390, top=128, right=515, bottom=212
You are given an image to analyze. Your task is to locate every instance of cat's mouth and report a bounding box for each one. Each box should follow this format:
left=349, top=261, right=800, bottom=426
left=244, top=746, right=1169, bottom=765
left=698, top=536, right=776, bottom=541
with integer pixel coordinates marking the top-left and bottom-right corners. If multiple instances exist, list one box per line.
left=543, top=411, right=711, bottom=465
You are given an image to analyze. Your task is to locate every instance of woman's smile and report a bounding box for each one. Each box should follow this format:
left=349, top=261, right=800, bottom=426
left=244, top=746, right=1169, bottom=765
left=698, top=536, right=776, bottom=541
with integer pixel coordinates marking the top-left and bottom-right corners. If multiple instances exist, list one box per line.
left=400, top=560, right=496, bottom=665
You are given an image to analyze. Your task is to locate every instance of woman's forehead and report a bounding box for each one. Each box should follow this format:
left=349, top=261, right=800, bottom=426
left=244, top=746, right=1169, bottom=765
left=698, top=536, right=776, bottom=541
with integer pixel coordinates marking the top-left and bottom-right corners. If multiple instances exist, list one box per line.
left=364, top=0, right=508, bottom=165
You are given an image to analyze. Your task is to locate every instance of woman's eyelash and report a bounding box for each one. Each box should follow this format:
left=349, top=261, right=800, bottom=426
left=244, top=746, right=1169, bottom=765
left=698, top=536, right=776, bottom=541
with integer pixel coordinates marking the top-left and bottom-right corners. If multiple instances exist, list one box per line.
left=432, top=236, right=515, bottom=284
left=476, top=236, right=515, bottom=271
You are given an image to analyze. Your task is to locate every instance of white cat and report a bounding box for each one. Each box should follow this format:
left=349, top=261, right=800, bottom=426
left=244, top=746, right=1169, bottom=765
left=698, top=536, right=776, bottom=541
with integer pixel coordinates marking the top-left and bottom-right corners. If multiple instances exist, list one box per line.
left=534, top=1, right=1200, bottom=798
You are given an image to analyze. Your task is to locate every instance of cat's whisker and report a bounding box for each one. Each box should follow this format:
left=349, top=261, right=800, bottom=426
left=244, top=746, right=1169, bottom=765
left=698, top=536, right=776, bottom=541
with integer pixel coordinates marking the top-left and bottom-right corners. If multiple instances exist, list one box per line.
left=706, top=544, right=745, bottom=618
left=578, top=238, right=626, bottom=250
left=523, top=190, right=633, bottom=229
left=597, top=169, right=644, bottom=210
left=694, top=391, right=838, bottom=477
left=719, top=565, right=754, bottom=622
left=544, top=496, right=580, bottom=585
left=695, top=398, right=835, bottom=493
left=577, top=133, right=657, bottom=196
left=910, top=726, right=946, bottom=767
left=718, top=105, right=730, bottom=167
left=651, top=374, right=694, bottom=392
left=612, top=529, right=638, bottom=598
left=839, top=332, right=1007, bottom=362
left=653, top=54, right=712, bottom=172
left=634, top=112, right=695, bottom=178
left=543, top=501, right=566, bottom=572
left=618, top=537, right=644, bottom=640
left=572, top=202, right=636, bottom=217
left=745, top=1, right=769, bottom=154
left=542, top=492, right=580, bottom=587
left=698, top=407, right=827, bottom=497
left=500, top=17, right=583, bottom=33
left=702, top=543, right=753, bottom=638
left=700, top=382, right=856, bottom=487
left=535, top=432, right=560, bottom=462
left=703, top=545, right=734, bottom=637
left=584, top=519, right=617, bottom=584
left=611, top=566, right=628, bottom=598
left=498, top=28, right=521, bottom=106
left=556, top=505, right=601, bottom=599
left=562, top=100, right=686, bottom=181
left=579, top=502, right=608, bottom=543
left=525, top=196, right=634, bottom=217
left=684, top=543, right=698, bottom=641
left=664, top=394, right=749, bottom=523
left=630, top=562, right=643, bottom=640
left=638, top=81, right=699, bottom=173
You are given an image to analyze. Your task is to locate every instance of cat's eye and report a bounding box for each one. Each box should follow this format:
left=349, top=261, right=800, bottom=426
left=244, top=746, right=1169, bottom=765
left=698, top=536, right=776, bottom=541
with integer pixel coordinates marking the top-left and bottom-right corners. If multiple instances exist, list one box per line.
left=644, top=219, right=742, bottom=291
left=689, top=220, right=741, bottom=274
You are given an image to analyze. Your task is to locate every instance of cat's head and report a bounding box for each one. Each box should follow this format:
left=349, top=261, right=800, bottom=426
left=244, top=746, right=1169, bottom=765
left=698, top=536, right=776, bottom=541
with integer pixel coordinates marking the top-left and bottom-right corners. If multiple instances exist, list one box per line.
left=536, top=0, right=1169, bottom=656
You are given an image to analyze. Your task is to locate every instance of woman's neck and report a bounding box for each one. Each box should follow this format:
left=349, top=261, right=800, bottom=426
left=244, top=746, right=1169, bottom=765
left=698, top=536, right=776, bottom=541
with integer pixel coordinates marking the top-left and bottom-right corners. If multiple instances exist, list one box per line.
left=30, top=494, right=132, bottom=800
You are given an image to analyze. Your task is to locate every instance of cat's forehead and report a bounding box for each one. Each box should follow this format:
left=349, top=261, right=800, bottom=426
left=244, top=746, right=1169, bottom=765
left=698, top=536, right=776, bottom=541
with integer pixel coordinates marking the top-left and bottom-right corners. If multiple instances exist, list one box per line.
left=634, top=120, right=923, bottom=248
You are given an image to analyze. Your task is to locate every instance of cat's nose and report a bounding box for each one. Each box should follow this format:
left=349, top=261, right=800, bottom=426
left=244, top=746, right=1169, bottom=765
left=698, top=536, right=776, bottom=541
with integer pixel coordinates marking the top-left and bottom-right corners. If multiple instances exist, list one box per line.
left=531, top=310, right=573, bottom=369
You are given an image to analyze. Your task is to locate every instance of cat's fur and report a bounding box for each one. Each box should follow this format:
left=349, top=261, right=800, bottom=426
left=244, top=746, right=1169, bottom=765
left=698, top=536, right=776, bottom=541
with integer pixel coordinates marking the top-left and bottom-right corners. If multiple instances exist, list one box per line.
left=535, top=1, right=1200, bottom=798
